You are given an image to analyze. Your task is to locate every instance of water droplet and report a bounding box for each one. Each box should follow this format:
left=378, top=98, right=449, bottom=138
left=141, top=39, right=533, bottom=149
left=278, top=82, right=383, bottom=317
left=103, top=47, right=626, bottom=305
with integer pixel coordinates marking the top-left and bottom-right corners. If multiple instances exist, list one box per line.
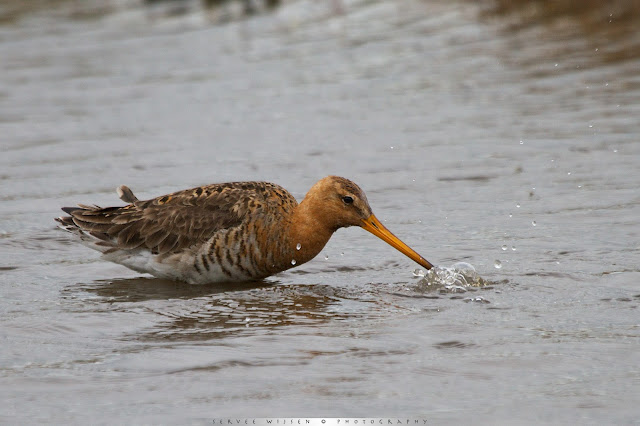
left=340, top=252, right=344, bottom=256
left=291, top=259, right=296, bottom=265
left=578, top=185, right=582, bottom=189
left=519, top=140, right=524, bottom=145
left=296, top=243, right=301, bottom=250
left=324, top=255, right=329, bottom=260
left=494, top=260, right=502, bottom=269
left=532, top=221, right=537, bottom=226
left=465, top=296, right=490, bottom=304
left=412, top=269, right=425, bottom=277
left=509, top=213, right=513, bottom=218
left=613, top=149, right=618, bottom=153
left=567, top=172, right=571, bottom=175
left=511, top=246, right=516, bottom=251
left=501, top=245, right=508, bottom=251
left=390, top=146, right=394, bottom=150
left=452, top=262, right=475, bottom=273
left=588, top=124, right=593, bottom=128
left=516, top=203, right=521, bottom=208
left=554, top=63, right=558, bottom=67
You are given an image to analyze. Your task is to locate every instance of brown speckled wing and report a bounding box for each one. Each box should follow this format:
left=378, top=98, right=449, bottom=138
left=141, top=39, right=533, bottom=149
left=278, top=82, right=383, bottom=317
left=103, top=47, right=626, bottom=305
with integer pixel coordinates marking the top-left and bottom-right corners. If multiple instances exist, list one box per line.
left=59, top=182, right=292, bottom=255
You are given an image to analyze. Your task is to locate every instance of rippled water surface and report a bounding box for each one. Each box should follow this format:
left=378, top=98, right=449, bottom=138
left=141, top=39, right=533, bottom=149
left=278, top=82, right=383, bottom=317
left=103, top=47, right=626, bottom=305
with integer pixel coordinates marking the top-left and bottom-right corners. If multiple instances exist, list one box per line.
left=1, top=0, right=639, bottom=423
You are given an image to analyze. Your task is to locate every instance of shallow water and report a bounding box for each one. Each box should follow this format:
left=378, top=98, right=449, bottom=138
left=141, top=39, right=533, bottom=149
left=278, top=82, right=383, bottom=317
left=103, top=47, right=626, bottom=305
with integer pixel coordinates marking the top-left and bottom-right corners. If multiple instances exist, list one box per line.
left=1, top=0, right=639, bottom=423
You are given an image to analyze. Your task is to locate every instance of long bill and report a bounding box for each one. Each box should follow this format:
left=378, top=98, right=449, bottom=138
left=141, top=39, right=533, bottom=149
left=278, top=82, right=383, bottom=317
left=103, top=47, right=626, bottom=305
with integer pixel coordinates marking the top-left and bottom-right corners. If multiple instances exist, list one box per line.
left=361, top=214, right=434, bottom=270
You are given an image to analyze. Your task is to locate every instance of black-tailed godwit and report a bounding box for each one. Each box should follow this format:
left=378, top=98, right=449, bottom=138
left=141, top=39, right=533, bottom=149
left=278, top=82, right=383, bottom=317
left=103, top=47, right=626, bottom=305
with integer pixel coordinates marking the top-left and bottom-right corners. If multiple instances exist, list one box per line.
left=56, top=176, right=433, bottom=284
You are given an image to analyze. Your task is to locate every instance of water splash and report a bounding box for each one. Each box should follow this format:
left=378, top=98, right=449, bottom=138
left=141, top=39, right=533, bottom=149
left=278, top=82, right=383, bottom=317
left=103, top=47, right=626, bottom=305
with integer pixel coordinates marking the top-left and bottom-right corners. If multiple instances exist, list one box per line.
left=414, top=262, right=489, bottom=293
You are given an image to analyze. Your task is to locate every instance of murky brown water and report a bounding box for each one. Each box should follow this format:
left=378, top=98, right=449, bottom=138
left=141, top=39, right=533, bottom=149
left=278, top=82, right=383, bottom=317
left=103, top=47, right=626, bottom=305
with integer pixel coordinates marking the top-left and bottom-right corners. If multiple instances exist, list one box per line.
left=1, top=0, right=639, bottom=423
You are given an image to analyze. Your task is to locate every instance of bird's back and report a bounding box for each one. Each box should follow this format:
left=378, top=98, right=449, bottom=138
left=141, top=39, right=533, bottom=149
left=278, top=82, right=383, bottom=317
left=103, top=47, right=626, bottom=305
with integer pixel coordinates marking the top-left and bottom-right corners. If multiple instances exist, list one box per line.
left=56, top=181, right=299, bottom=283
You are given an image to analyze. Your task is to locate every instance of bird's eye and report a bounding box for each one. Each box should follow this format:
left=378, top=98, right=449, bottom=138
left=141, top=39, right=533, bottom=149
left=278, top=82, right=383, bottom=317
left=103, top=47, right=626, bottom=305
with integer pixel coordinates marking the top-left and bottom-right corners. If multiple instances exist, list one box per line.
left=342, top=196, right=354, bottom=205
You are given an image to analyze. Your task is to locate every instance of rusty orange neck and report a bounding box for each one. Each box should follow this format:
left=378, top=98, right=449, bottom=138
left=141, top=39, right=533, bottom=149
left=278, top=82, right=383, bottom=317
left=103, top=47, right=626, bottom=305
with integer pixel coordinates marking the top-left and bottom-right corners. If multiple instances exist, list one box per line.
left=282, top=196, right=336, bottom=268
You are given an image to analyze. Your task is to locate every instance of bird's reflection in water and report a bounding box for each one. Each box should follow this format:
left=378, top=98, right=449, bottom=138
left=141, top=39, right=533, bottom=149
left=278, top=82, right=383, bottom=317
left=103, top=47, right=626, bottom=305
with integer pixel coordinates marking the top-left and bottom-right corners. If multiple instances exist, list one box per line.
left=69, top=276, right=274, bottom=302
left=64, top=276, right=364, bottom=342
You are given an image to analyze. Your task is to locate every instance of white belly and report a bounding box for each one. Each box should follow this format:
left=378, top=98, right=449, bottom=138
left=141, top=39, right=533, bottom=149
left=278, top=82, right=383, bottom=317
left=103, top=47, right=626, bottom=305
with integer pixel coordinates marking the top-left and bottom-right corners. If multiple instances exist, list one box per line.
left=102, top=248, right=250, bottom=284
